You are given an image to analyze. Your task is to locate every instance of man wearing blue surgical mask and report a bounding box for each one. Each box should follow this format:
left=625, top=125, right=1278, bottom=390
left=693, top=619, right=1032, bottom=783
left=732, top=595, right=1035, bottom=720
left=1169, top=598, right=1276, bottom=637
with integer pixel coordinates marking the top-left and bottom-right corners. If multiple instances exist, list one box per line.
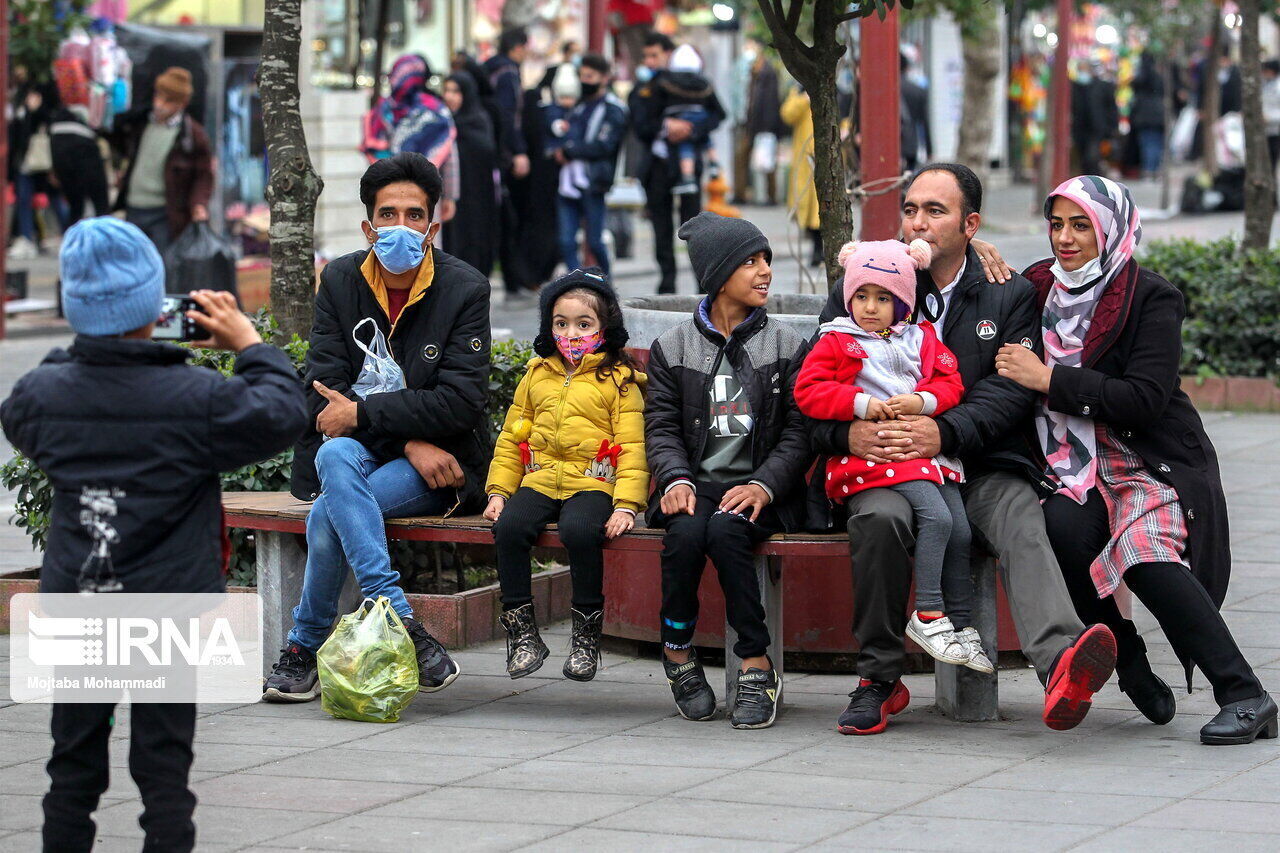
left=263, top=152, right=492, bottom=703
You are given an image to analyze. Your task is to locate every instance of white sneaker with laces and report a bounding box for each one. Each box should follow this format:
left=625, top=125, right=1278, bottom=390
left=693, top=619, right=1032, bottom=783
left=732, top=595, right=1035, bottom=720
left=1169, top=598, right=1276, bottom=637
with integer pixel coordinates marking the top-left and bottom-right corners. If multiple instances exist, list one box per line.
left=954, top=626, right=995, bottom=674
left=905, top=612, right=969, bottom=665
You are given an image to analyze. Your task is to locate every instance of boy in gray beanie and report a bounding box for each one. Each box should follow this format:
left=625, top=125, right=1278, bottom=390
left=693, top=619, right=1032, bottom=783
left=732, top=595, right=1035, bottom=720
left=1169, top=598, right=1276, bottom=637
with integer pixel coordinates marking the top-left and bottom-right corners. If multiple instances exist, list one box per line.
left=1, top=216, right=307, bottom=852
left=643, top=212, right=812, bottom=729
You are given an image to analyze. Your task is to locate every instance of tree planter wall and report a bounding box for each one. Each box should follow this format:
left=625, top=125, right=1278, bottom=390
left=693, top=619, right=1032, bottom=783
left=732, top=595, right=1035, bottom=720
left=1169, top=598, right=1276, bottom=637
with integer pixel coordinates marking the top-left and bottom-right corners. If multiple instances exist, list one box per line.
left=1181, top=376, right=1280, bottom=412
left=0, top=566, right=574, bottom=649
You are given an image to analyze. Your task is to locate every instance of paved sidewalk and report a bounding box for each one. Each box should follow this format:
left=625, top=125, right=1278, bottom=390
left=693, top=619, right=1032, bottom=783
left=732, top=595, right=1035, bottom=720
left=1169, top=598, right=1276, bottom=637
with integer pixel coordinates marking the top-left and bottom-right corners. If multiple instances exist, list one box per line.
left=0, top=413, right=1277, bottom=851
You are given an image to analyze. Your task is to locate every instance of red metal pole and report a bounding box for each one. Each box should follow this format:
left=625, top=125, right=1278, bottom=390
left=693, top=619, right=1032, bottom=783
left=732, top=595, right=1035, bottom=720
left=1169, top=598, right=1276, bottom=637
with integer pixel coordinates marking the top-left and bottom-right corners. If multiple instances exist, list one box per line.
left=587, top=0, right=607, bottom=54
left=860, top=8, right=901, bottom=240
left=1050, top=0, right=1074, bottom=187
left=1, top=0, right=9, bottom=341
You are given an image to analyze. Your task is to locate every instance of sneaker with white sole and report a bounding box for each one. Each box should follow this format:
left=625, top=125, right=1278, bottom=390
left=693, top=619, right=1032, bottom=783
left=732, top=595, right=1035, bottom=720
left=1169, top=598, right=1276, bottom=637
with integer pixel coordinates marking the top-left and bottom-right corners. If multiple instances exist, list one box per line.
left=905, top=611, right=969, bottom=665
left=954, top=626, right=995, bottom=674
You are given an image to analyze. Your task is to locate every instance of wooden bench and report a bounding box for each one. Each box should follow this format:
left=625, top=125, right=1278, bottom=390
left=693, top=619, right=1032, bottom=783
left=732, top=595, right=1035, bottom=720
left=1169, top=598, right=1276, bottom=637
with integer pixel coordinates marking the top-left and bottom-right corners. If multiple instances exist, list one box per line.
left=223, top=491, right=998, bottom=721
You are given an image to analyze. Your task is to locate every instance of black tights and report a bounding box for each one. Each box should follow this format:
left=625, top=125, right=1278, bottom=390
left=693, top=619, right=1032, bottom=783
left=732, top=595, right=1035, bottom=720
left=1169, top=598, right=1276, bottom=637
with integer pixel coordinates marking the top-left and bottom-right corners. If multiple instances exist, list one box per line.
left=493, top=487, right=613, bottom=612
left=1043, top=490, right=1261, bottom=705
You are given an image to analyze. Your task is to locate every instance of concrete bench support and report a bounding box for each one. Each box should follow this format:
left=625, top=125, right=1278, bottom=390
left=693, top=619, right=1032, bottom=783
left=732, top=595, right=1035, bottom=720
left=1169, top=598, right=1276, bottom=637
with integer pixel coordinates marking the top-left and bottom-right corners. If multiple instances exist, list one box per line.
left=724, top=555, right=784, bottom=712
left=934, top=555, right=999, bottom=722
left=255, top=530, right=359, bottom=672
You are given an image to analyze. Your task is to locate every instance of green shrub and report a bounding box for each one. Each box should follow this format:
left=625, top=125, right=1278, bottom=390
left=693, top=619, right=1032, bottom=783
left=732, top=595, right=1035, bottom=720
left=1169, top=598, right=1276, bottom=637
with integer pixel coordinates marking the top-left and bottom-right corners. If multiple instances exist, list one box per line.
left=1141, top=237, right=1280, bottom=379
left=3, top=318, right=536, bottom=588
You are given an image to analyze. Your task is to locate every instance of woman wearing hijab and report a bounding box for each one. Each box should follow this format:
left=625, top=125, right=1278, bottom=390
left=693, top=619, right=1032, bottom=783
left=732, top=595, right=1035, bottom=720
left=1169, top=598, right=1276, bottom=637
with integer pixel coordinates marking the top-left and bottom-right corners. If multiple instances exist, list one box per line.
left=362, top=54, right=459, bottom=221
left=441, top=71, right=500, bottom=277
left=995, top=175, right=1274, bottom=746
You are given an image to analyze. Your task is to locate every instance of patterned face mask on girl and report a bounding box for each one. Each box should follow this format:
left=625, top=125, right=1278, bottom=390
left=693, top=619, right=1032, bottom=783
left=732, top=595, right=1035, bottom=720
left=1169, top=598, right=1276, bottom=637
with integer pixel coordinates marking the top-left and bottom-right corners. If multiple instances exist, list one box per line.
left=554, top=330, right=604, bottom=364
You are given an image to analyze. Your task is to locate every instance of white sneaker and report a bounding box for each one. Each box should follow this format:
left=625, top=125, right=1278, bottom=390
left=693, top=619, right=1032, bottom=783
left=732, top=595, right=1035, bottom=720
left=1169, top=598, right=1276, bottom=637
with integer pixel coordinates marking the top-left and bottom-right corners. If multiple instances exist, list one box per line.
left=6, top=237, right=37, bottom=260
left=954, top=626, right=995, bottom=674
left=905, top=612, right=969, bottom=665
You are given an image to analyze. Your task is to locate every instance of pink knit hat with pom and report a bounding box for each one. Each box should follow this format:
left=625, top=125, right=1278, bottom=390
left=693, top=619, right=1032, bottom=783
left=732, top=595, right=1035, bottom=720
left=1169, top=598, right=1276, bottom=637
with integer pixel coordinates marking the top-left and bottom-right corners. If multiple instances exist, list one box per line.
left=839, top=238, right=932, bottom=315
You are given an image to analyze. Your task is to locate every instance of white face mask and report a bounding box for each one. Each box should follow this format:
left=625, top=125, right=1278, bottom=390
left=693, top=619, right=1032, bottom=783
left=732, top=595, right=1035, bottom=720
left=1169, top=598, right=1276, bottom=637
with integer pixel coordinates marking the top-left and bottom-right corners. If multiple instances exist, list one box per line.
left=1049, top=254, right=1103, bottom=288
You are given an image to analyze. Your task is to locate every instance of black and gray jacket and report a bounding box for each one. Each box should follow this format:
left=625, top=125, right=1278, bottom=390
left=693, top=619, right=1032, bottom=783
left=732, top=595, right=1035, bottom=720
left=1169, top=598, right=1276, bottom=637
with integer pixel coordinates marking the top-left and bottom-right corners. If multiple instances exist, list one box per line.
left=644, top=303, right=812, bottom=531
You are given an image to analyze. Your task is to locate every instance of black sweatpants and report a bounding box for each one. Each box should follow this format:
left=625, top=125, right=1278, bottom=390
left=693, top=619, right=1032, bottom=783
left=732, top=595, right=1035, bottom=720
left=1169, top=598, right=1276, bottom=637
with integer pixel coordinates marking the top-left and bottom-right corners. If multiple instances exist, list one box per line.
left=51, top=139, right=109, bottom=227
left=1043, top=490, right=1262, bottom=705
left=644, top=165, right=701, bottom=293
left=44, top=701, right=197, bottom=852
left=494, top=487, right=614, bottom=612
left=658, top=483, right=780, bottom=659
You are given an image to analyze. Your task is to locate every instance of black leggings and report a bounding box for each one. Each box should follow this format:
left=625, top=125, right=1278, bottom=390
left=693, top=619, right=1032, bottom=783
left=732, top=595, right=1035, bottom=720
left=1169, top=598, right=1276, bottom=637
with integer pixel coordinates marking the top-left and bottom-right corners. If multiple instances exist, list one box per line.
left=493, top=487, right=613, bottom=612
left=1043, top=490, right=1261, bottom=705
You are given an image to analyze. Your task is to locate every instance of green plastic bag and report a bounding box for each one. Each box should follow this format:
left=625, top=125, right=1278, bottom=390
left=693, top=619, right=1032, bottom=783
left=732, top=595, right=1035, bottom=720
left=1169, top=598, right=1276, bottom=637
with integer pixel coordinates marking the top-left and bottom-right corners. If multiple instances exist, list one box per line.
left=317, top=597, right=418, bottom=723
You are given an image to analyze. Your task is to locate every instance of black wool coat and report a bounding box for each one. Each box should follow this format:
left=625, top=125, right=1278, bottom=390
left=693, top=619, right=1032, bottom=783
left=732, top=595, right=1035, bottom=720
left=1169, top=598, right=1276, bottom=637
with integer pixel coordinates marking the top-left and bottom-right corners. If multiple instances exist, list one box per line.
left=1023, top=258, right=1232, bottom=608
left=291, top=248, right=492, bottom=513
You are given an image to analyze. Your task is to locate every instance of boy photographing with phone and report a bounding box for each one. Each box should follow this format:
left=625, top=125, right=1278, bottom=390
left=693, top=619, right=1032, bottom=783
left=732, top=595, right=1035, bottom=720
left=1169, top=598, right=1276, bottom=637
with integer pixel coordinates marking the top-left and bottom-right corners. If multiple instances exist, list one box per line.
left=1, top=216, right=307, bottom=852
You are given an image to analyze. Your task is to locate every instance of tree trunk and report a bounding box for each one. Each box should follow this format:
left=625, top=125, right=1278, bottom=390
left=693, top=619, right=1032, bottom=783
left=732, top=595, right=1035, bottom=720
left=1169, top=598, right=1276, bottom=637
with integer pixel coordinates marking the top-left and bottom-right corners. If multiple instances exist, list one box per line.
left=955, top=6, right=1001, bottom=185
left=755, top=0, right=851, bottom=290
left=1201, top=12, right=1221, bottom=177
left=261, top=0, right=324, bottom=342
left=1240, top=0, right=1275, bottom=250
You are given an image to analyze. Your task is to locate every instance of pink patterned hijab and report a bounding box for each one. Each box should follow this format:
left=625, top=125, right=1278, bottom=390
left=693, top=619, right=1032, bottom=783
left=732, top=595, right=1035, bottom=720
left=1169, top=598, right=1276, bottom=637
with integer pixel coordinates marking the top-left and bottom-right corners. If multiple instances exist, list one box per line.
left=1037, top=175, right=1142, bottom=504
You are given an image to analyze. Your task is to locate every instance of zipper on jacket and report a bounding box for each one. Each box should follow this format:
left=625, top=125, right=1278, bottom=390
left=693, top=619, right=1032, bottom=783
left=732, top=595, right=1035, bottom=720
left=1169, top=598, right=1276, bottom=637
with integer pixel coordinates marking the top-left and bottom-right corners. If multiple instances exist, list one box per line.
left=552, top=362, right=575, bottom=495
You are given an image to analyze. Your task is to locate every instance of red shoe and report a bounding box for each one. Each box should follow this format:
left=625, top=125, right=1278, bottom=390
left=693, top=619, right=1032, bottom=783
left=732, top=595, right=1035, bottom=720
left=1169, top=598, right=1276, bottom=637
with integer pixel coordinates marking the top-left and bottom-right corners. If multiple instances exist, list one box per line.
left=1043, top=624, right=1117, bottom=731
left=837, top=678, right=910, bottom=735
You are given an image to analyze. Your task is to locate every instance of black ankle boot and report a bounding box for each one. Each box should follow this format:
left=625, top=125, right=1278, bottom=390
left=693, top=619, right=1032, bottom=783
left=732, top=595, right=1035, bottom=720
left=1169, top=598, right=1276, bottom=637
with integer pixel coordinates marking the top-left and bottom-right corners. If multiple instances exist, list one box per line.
left=1201, top=692, right=1279, bottom=745
left=498, top=603, right=549, bottom=679
left=563, top=608, right=604, bottom=682
left=1117, top=650, right=1176, bottom=725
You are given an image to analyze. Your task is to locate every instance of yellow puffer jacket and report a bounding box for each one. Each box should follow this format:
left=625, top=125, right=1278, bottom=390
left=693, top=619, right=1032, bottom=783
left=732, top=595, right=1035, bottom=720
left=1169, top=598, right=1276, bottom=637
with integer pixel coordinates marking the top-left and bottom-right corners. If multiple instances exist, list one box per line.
left=485, top=353, right=649, bottom=511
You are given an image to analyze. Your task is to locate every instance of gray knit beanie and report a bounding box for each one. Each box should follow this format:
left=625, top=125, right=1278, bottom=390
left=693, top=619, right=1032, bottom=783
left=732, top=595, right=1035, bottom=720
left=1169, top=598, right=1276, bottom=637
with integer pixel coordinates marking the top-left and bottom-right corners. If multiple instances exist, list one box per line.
left=677, top=212, right=772, bottom=300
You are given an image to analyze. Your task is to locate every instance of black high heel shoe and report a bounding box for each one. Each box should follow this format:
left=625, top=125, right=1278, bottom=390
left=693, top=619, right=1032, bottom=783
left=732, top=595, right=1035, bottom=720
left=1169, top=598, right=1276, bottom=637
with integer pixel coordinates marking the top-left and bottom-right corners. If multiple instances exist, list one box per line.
left=1200, top=692, right=1278, bottom=745
left=1117, top=657, right=1176, bottom=725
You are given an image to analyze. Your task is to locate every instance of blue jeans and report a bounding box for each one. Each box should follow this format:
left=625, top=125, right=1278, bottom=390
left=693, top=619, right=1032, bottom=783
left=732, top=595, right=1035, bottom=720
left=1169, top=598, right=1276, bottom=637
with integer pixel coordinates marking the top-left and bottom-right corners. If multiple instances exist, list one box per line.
left=557, top=192, right=610, bottom=275
left=287, top=438, right=453, bottom=652
left=1137, top=128, right=1164, bottom=174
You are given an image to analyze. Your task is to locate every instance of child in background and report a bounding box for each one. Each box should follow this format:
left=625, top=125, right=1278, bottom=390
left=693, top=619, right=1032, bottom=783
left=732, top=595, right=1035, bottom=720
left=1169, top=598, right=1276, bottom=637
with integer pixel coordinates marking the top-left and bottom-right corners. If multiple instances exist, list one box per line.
left=484, top=268, right=648, bottom=682
left=794, top=238, right=995, bottom=686
left=543, top=62, right=580, bottom=157
left=653, top=44, right=718, bottom=195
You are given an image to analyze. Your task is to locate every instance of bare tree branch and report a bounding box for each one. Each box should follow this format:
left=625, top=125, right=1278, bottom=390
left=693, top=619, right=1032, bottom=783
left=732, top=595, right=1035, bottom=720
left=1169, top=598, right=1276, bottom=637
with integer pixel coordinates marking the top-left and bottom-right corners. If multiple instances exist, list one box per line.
left=786, top=0, right=804, bottom=33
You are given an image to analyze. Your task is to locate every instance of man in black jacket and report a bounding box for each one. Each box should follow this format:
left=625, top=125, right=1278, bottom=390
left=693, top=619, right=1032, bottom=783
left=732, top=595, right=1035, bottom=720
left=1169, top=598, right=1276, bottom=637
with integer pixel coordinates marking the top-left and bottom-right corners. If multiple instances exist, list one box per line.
left=810, top=164, right=1117, bottom=736
left=263, top=153, right=491, bottom=702
left=1, top=216, right=307, bottom=852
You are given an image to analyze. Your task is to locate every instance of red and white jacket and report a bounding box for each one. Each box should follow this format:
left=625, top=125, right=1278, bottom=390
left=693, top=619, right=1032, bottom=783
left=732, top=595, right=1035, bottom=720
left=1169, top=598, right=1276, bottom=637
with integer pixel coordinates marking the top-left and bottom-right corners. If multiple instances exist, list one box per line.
left=795, top=318, right=966, bottom=499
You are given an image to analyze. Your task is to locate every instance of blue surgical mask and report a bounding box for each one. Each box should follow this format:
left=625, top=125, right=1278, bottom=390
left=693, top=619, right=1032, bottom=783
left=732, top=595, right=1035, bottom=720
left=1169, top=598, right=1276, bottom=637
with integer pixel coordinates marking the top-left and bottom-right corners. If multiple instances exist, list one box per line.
left=635, top=66, right=654, bottom=84
left=369, top=224, right=428, bottom=274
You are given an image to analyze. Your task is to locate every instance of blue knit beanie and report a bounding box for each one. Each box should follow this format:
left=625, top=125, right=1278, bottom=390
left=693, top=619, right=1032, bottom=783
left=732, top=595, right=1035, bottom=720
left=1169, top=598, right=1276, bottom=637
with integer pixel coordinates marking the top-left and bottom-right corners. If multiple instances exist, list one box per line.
left=60, top=217, right=165, bottom=336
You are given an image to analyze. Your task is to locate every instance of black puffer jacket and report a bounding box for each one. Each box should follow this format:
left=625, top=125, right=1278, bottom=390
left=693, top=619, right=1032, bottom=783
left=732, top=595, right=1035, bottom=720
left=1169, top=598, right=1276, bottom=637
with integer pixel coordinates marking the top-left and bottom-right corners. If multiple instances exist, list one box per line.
left=291, top=248, right=491, bottom=513
left=1, top=338, right=307, bottom=593
left=811, top=244, right=1053, bottom=495
left=644, top=306, right=812, bottom=531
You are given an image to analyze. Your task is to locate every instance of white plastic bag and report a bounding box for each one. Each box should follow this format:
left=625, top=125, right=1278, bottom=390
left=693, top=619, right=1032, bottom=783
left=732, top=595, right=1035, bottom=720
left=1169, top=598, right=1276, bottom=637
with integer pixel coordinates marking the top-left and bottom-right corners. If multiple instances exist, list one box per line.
left=751, top=132, right=778, bottom=172
left=1168, top=105, right=1197, bottom=163
left=350, top=317, right=406, bottom=400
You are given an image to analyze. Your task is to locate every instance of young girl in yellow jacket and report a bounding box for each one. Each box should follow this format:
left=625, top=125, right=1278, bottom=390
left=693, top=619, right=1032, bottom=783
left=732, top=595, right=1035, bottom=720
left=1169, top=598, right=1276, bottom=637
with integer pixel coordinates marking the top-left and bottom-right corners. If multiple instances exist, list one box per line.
left=484, top=269, right=648, bottom=681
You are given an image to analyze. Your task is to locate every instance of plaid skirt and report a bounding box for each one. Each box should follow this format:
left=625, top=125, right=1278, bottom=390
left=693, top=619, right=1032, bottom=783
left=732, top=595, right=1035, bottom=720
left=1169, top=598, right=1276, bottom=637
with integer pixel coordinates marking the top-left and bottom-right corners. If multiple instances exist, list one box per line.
left=1089, top=424, right=1189, bottom=598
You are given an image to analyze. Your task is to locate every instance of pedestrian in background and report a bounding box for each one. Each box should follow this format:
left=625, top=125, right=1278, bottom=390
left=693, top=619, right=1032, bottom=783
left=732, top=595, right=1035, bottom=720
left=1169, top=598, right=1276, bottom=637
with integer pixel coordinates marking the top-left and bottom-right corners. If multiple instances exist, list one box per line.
left=781, top=85, right=822, bottom=267
left=733, top=40, right=784, bottom=207
left=441, top=71, right=501, bottom=278
left=1261, top=60, right=1280, bottom=179
left=1130, top=53, right=1166, bottom=179
left=556, top=54, right=629, bottom=275
left=108, top=67, right=213, bottom=255
left=484, top=28, right=538, bottom=301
